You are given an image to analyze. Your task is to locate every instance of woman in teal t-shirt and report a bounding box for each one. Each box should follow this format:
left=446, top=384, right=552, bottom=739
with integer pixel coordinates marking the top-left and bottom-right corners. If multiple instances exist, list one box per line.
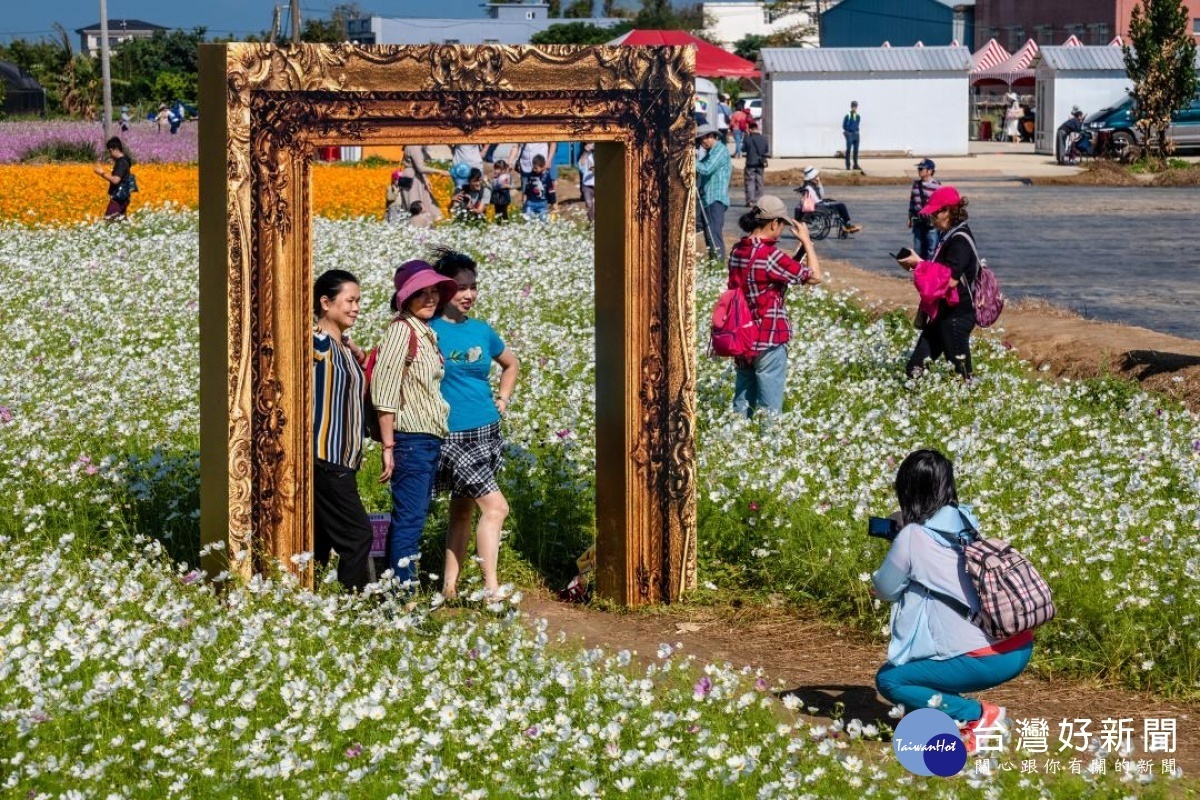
left=430, top=248, right=520, bottom=601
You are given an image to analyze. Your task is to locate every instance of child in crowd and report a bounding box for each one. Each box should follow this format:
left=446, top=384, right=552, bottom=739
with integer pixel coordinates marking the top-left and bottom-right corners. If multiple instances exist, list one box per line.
left=408, top=201, right=435, bottom=229
left=491, top=160, right=512, bottom=222
left=450, top=168, right=491, bottom=222
left=522, top=154, right=555, bottom=221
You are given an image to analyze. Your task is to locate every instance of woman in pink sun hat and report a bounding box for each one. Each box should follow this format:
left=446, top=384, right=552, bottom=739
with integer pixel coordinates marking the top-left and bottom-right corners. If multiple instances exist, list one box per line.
left=895, top=185, right=981, bottom=380
left=372, top=260, right=459, bottom=590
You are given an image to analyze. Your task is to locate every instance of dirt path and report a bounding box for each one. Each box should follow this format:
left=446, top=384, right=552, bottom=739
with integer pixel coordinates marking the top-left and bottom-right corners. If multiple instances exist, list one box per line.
left=820, top=258, right=1200, bottom=410
left=516, top=251, right=1200, bottom=773
left=525, top=597, right=1200, bottom=775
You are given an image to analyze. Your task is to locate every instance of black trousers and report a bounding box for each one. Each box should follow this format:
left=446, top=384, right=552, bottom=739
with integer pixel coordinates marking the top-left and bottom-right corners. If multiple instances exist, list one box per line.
left=822, top=200, right=851, bottom=224
left=907, top=311, right=975, bottom=378
left=314, top=459, right=373, bottom=590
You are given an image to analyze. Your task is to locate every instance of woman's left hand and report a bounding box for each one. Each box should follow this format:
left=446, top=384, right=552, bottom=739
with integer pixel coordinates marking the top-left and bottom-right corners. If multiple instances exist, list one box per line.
left=898, top=252, right=921, bottom=271
left=495, top=397, right=508, bottom=415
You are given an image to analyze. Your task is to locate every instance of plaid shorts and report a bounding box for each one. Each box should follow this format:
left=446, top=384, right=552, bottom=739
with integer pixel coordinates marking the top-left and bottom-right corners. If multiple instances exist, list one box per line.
left=436, top=421, right=504, bottom=499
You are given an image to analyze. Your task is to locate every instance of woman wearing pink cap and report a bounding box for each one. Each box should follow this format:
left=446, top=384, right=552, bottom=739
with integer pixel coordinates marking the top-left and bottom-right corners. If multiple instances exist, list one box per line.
left=385, top=169, right=411, bottom=224
left=896, top=186, right=979, bottom=380
left=372, top=261, right=459, bottom=589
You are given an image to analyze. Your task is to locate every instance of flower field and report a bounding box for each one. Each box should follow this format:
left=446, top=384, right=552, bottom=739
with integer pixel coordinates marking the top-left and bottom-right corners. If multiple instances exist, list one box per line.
left=2, top=206, right=1198, bottom=796
left=0, top=162, right=452, bottom=225
left=0, top=120, right=198, bottom=164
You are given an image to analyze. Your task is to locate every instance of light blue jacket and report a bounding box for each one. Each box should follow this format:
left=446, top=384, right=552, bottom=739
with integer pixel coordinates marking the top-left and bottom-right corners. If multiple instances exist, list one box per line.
left=872, top=505, right=994, bottom=665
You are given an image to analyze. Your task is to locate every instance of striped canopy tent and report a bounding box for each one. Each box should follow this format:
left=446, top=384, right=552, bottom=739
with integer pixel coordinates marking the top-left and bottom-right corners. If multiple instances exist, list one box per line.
left=1109, top=35, right=1125, bottom=46
left=970, top=38, right=1010, bottom=74
left=1061, top=34, right=1083, bottom=47
left=972, top=38, right=1039, bottom=87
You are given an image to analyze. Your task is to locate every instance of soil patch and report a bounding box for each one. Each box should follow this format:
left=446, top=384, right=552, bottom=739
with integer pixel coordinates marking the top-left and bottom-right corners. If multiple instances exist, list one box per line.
left=524, top=597, right=1200, bottom=775
left=823, top=259, right=1200, bottom=411
left=1033, top=160, right=1148, bottom=186
left=730, top=168, right=911, bottom=189
left=1152, top=165, right=1200, bottom=187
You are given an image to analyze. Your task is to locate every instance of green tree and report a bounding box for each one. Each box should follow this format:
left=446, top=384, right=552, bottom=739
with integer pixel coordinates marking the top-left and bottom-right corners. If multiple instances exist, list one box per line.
left=301, top=18, right=345, bottom=43
left=733, top=33, right=769, bottom=62
left=564, top=0, right=595, bottom=18
left=733, top=23, right=813, bottom=63
left=530, top=21, right=631, bottom=44
left=1123, top=0, right=1198, bottom=162
left=111, top=29, right=205, bottom=106
left=602, top=0, right=634, bottom=17
left=151, top=71, right=198, bottom=106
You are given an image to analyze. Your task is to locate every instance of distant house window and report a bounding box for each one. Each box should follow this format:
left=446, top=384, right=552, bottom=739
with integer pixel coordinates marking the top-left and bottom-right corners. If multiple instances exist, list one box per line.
left=526, top=11, right=535, bottom=19
left=1194, top=17, right=1199, bottom=34
left=1034, top=25, right=1054, bottom=45
left=1087, top=23, right=1109, bottom=45
left=1007, top=26, right=1025, bottom=50
left=444, top=38, right=460, bottom=44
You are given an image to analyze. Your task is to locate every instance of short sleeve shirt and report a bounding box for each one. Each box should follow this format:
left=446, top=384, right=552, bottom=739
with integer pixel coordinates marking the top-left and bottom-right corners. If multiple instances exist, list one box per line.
left=109, top=156, right=131, bottom=197
left=429, top=317, right=506, bottom=432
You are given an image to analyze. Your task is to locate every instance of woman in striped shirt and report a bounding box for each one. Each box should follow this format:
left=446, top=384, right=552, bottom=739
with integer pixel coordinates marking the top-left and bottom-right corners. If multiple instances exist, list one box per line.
left=312, top=269, right=373, bottom=590
left=372, top=260, right=459, bottom=590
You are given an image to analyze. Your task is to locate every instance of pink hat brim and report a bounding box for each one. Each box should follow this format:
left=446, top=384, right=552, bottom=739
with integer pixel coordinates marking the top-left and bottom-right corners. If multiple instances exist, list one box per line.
left=395, top=269, right=459, bottom=311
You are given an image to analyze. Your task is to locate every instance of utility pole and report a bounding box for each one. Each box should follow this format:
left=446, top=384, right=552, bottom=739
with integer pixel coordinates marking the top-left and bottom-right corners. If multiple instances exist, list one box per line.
left=271, top=4, right=281, bottom=44
left=99, top=0, right=112, bottom=139
left=291, top=2, right=301, bottom=44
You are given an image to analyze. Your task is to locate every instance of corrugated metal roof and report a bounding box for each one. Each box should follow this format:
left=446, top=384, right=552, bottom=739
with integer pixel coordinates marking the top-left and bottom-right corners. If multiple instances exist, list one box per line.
left=1038, top=46, right=1127, bottom=72
left=1039, top=46, right=1200, bottom=71
left=761, top=47, right=972, bottom=74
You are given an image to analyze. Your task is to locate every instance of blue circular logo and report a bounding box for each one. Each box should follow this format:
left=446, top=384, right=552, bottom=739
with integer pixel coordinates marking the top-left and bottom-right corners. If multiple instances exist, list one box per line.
left=892, top=708, right=967, bottom=777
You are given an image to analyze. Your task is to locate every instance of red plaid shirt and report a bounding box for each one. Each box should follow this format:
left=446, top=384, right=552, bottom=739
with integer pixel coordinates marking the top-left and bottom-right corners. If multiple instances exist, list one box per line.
left=727, top=236, right=811, bottom=353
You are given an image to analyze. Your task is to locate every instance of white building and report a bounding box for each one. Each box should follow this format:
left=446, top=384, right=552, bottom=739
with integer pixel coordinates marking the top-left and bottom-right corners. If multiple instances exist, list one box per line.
left=760, top=46, right=973, bottom=157
left=1033, top=46, right=1131, bottom=155
left=74, top=19, right=169, bottom=58
left=702, top=2, right=817, bottom=50
left=347, top=2, right=619, bottom=45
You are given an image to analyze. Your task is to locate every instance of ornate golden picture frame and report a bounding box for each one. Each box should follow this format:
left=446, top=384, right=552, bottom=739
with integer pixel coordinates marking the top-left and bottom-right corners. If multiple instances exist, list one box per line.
left=198, top=43, right=697, bottom=605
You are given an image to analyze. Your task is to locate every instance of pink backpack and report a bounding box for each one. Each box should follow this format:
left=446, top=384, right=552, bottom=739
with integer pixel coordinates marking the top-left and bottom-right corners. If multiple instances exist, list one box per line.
left=709, top=273, right=757, bottom=359
left=947, top=229, right=1004, bottom=328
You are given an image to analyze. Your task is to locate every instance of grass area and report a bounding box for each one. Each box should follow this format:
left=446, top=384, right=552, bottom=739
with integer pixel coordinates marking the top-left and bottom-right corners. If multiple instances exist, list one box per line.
left=1, top=210, right=1198, bottom=795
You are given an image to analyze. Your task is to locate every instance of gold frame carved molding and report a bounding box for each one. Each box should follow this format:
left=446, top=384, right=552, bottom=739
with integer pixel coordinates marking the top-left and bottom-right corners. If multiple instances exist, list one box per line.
left=198, top=43, right=697, bottom=605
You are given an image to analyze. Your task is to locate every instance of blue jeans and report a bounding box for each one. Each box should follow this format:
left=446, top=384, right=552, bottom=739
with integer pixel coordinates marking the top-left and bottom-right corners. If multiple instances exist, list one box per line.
left=387, top=433, right=443, bottom=588
left=523, top=199, right=549, bottom=220
left=733, top=129, right=744, bottom=157
left=844, top=132, right=860, bottom=169
left=733, top=343, right=788, bottom=417
left=912, top=223, right=939, bottom=261
left=876, top=645, right=1032, bottom=722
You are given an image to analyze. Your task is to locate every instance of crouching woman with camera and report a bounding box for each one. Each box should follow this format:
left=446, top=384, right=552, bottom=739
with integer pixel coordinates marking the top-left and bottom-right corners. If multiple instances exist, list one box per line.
left=871, top=449, right=1032, bottom=753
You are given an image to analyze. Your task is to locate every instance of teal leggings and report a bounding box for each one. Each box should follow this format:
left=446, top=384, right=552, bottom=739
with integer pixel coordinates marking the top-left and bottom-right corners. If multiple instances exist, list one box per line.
left=875, top=645, right=1032, bottom=722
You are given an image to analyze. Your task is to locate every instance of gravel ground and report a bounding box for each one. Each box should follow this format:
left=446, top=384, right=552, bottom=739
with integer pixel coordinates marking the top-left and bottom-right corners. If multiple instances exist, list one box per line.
left=721, top=184, right=1200, bottom=340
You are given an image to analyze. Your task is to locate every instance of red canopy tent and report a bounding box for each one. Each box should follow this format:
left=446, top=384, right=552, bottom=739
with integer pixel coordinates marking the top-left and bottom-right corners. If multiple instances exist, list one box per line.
left=607, top=29, right=761, bottom=79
